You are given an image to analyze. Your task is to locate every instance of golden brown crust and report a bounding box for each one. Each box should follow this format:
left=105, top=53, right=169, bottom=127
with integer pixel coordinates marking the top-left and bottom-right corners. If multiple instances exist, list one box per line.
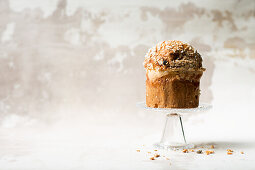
left=146, top=71, right=203, bottom=108
left=144, top=40, right=204, bottom=71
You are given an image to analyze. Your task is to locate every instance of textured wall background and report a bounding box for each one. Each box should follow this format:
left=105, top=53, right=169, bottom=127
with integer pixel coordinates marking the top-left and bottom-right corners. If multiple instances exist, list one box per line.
left=0, top=0, right=254, bottom=122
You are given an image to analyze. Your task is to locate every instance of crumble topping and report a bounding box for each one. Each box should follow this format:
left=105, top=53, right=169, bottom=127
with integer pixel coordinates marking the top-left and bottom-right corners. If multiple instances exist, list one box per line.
left=144, top=40, right=204, bottom=71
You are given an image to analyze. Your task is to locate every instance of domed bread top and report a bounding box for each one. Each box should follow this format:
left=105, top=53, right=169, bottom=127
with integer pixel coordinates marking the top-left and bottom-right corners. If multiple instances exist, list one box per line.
left=143, top=40, right=205, bottom=71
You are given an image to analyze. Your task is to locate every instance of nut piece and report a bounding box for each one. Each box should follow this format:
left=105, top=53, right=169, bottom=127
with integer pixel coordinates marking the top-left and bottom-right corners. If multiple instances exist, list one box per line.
left=155, top=154, right=160, bottom=158
left=154, top=149, right=158, bottom=151
left=227, top=149, right=233, bottom=152
left=227, top=152, right=233, bottom=155
left=182, top=149, right=188, bottom=153
left=150, top=157, right=155, bottom=160
left=196, top=150, right=203, bottom=154
left=241, top=151, right=244, bottom=154
left=205, top=150, right=214, bottom=155
left=210, top=145, right=215, bottom=149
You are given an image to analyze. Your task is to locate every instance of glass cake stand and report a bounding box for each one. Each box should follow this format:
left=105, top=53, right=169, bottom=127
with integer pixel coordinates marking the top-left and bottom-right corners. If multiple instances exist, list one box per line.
left=137, top=102, right=212, bottom=150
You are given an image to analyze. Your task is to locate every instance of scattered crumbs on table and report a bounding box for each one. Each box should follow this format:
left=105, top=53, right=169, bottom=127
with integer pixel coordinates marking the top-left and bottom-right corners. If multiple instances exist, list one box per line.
left=227, top=149, right=233, bottom=152
left=154, top=154, right=160, bottom=158
left=196, top=150, right=203, bottom=154
left=182, top=149, right=188, bottom=153
left=205, top=150, right=214, bottom=155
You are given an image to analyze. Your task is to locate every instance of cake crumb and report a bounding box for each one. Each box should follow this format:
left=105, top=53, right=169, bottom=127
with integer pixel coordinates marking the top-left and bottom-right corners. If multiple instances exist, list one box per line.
left=136, top=150, right=140, bottom=152
left=196, top=150, right=202, bottom=154
left=154, top=149, right=158, bottom=151
left=227, top=149, right=233, bottom=152
left=241, top=151, right=244, bottom=154
left=155, top=154, right=160, bottom=158
left=150, top=157, right=155, bottom=160
left=148, top=152, right=151, bottom=154
left=205, top=150, right=214, bottom=155
left=210, top=145, right=215, bottom=149
left=227, top=152, right=233, bottom=155
left=189, top=149, right=194, bottom=152
left=166, top=157, right=170, bottom=160
left=182, top=149, right=188, bottom=153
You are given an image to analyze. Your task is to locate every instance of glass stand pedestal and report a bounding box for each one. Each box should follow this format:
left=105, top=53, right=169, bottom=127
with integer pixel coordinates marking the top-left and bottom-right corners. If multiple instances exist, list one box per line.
left=137, top=102, right=212, bottom=150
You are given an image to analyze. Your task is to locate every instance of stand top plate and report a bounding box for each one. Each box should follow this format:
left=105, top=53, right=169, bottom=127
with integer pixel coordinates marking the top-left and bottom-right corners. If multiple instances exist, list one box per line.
left=136, top=102, right=212, bottom=114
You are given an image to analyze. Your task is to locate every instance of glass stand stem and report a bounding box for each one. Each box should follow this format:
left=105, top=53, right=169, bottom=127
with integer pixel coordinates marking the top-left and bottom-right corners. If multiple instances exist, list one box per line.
left=155, top=113, right=194, bottom=149
left=179, top=116, right=186, bottom=144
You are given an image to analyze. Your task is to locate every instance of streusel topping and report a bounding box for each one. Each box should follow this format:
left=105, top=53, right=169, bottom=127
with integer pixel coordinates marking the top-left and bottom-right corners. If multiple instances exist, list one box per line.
left=144, top=40, right=204, bottom=71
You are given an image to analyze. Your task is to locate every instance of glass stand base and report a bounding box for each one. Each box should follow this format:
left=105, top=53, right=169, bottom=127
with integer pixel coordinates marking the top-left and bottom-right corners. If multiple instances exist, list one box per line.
left=155, top=113, right=192, bottom=150
left=154, top=142, right=195, bottom=150
left=136, top=102, right=212, bottom=150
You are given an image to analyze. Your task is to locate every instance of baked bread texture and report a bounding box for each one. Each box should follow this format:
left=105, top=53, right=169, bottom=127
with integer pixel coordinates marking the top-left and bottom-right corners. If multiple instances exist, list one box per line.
left=143, top=40, right=205, bottom=108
